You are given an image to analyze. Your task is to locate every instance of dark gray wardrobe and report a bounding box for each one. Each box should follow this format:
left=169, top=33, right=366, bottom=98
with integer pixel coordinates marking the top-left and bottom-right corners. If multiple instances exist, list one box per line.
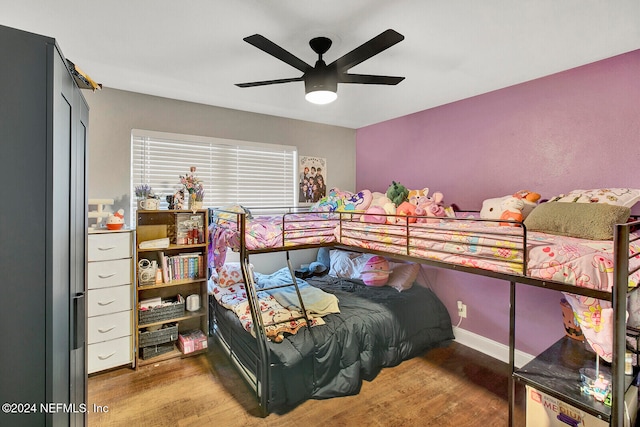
left=0, top=25, right=88, bottom=426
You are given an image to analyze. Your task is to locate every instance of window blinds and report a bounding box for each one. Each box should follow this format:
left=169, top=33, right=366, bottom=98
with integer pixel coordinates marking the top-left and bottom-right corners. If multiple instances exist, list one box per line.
left=131, top=129, right=297, bottom=213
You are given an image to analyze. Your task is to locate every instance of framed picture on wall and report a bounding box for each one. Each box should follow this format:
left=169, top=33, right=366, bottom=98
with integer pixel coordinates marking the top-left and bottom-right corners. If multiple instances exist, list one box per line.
left=299, top=156, right=327, bottom=204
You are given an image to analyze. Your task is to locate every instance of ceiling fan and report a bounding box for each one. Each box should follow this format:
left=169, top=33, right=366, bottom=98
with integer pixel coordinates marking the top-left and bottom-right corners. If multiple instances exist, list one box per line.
left=236, top=29, right=405, bottom=105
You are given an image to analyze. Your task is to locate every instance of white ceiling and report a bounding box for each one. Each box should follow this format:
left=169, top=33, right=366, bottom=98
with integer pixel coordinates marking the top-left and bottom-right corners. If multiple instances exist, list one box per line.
left=2, top=1, right=639, bottom=129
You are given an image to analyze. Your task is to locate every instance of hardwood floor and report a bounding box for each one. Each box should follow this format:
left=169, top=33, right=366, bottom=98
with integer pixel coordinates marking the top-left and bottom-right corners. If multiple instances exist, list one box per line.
left=88, top=340, right=525, bottom=426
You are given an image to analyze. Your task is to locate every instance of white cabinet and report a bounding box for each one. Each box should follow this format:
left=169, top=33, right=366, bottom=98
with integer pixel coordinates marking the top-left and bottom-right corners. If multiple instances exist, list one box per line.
left=87, top=229, right=134, bottom=373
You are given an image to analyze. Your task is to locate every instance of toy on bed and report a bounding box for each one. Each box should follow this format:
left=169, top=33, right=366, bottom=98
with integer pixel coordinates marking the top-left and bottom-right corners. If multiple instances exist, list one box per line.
left=413, top=189, right=446, bottom=223
left=311, top=188, right=373, bottom=213
left=386, top=181, right=409, bottom=207
left=396, top=201, right=417, bottom=223
left=360, top=192, right=396, bottom=224
left=480, top=190, right=541, bottom=226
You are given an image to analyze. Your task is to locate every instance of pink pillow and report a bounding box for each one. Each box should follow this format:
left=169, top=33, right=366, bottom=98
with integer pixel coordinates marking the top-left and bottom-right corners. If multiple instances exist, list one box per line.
left=387, top=262, right=420, bottom=292
left=361, top=206, right=387, bottom=224
left=360, top=256, right=390, bottom=286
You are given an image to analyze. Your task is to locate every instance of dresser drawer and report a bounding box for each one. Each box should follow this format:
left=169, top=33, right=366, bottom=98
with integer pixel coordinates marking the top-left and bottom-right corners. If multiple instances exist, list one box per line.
left=88, top=232, right=131, bottom=262
left=88, top=336, right=132, bottom=373
left=88, top=311, right=132, bottom=344
left=88, top=258, right=132, bottom=289
left=88, top=285, right=132, bottom=317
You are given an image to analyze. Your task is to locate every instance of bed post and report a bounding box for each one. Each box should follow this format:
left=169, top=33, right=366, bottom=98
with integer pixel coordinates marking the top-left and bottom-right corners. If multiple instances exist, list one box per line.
left=611, top=223, right=629, bottom=427
left=238, top=211, right=271, bottom=416
left=508, top=280, right=516, bottom=427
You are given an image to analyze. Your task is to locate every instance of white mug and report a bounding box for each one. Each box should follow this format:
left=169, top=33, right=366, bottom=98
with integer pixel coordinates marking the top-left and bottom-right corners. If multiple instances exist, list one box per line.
left=186, top=294, right=200, bottom=312
left=139, top=198, right=159, bottom=210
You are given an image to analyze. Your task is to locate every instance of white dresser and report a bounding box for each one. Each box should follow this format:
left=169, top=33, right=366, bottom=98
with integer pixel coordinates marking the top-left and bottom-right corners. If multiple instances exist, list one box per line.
left=87, top=229, right=134, bottom=373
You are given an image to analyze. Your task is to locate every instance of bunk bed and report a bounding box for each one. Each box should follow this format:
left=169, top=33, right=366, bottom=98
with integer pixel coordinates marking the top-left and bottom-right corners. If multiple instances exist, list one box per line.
left=207, top=202, right=640, bottom=425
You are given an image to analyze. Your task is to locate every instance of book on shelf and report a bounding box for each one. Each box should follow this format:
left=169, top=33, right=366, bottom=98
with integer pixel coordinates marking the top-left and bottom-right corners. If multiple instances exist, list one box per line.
left=160, top=253, right=203, bottom=282
left=160, top=251, right=170, bottom=283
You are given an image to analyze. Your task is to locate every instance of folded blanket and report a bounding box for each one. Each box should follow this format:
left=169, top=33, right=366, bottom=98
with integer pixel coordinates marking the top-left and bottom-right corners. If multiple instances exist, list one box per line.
left=255, top=268, right=340, bottom=316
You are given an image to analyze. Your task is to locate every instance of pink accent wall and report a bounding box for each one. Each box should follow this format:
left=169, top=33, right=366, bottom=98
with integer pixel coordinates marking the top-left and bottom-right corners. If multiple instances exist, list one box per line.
left=355, top=49, right=640, bottom=355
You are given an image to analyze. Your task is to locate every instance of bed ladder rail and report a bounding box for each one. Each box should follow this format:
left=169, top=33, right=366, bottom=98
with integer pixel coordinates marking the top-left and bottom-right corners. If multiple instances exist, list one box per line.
left=243, top=251, right=313, bottom=331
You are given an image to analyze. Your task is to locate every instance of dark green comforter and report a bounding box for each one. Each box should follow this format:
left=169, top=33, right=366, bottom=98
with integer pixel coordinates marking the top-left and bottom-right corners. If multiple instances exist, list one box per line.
left=264, top=275, right=454, bottom=412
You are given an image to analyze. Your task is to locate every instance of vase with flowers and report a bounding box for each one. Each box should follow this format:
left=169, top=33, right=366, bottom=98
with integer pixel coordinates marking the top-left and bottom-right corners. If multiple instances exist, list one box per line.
left=180, top=166, right=204, bottom=211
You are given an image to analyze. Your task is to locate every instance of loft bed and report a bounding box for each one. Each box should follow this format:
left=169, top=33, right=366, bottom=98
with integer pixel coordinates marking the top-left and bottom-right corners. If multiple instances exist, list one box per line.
left=207, top=200, right=640, bottom=425
left=207, top=206, right=454, bottom=414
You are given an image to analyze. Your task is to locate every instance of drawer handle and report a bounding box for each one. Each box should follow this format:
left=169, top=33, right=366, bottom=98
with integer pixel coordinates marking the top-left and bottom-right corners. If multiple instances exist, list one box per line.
left=98, top=326, right=116, bottom=333
left=98, top=351, right=116, bottom=360
left=98, top=299, right=115, bottom=306
left=98, top=246, right=116, bottom=251
left=98, top=273, right=116, bottom=279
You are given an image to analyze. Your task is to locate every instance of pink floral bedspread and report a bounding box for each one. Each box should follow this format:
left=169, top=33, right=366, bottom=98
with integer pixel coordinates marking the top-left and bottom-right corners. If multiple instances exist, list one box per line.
left=336, top=219, right=640, bottom=362
left=210, top=280, right=323, bottom=341
left=210, top=213, right=338, bottom=268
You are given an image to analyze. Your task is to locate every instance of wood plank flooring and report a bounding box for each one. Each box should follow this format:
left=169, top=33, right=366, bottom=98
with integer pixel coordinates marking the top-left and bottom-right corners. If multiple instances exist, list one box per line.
left=88, top=340, right=525, bottom=426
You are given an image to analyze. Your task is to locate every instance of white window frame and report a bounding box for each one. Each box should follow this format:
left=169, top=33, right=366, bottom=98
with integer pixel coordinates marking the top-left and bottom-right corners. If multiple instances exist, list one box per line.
left=131, top=129, right=298, bottom=221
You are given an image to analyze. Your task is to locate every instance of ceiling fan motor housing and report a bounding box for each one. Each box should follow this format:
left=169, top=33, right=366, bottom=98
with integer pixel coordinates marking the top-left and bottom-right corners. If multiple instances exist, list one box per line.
left=305, top=61, right=337, bottom=94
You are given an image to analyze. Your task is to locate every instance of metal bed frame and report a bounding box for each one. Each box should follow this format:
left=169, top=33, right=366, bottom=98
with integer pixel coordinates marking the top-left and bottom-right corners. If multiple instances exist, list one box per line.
left=208, top=207, right=639, bottom=425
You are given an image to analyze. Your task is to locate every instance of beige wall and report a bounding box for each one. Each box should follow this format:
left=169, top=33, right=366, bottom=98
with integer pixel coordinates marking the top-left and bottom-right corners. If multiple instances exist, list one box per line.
left=84, top=87, right=356, bottom=213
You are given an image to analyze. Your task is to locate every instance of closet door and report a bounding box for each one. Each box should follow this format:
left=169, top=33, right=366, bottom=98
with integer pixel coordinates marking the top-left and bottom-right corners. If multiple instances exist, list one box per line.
left=50, top=45, right=73, bottom=427
left=51, top=43, right=89, bottom=427
left=69, top=79, right=89, bottom=427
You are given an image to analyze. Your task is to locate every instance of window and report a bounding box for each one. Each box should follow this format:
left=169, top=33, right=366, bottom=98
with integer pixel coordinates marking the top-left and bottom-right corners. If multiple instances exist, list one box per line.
left=131, top=129, right=297, bottom=218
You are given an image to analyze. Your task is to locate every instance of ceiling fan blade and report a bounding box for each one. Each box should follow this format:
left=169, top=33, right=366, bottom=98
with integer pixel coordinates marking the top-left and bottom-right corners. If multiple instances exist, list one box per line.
left=340, top=74, right=405, bottom=85
left=243, top=34, right=311, bottom=73
left=236, top=77, right=304, bottom=88
left=330, top=29, right=404, bottom=72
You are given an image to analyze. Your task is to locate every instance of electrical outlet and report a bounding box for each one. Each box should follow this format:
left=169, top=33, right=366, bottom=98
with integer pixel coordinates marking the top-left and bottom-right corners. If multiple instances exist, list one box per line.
left=457, top=300, right=467, bottom=318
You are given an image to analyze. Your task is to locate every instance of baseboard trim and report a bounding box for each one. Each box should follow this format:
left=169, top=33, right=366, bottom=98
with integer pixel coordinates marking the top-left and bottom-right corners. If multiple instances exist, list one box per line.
left=453, top=327, right=534, bottom=368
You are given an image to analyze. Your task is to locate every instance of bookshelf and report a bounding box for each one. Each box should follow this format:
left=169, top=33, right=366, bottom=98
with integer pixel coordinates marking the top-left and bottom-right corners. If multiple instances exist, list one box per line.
left=134, top=209, right=209, bottom=367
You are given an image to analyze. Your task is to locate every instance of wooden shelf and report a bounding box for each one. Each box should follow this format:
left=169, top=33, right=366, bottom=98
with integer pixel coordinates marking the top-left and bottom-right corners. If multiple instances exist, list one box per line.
left=137, top=308, right=207, bottom=330
left=135, top=209, right=209, bottom=369
left=137, top=243, right=207, bottom=253
left=137, top=277, right=207, bottom=291
left=137, top=344, right=208, bottom=367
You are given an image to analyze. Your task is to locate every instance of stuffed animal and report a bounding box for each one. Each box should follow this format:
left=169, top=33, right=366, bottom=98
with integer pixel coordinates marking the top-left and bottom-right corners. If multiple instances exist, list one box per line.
left=415, top=191, right=446, bottom=223
left=513, top=190, right=542, bottom=204
left=336, top=189, right=372, bottom=212
left=480, top=190, right=541, bottom=222
left=396, top=201, right=417, bottom=223
left=499, top=197, right=525, bottom=226
left=408, top=187, right=430, bottom=206
left=386, top=181, right=409, bottom=207
left=366, top=192, right=396, bottom=224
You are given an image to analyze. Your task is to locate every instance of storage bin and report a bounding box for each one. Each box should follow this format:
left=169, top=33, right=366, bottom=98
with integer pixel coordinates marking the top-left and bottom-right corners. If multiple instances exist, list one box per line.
left=138, top=298, right=185, bottom=325
left=138, top=322, right=179, bottom=347
left=526, top=385, right=637, bottom=427
left=140, top=342, right=175, bottom=360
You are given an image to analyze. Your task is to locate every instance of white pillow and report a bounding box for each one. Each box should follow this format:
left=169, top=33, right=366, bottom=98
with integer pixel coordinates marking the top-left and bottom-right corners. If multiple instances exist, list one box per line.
left=549, top=188, right=640, bottom=208
left=329, top=250, right=374, bottom=279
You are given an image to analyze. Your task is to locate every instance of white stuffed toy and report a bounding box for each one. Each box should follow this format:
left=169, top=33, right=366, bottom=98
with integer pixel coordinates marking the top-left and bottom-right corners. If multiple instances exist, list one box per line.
left=480, top=190, right=541, bottom=224
left=499, top=197, right=525, bottom=226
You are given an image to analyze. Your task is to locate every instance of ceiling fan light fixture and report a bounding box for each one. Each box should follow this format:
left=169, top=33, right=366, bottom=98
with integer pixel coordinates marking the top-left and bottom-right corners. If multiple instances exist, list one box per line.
left=305, top=89, right=337, bottom=105
left=304, top=67, right=337, bottom=105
